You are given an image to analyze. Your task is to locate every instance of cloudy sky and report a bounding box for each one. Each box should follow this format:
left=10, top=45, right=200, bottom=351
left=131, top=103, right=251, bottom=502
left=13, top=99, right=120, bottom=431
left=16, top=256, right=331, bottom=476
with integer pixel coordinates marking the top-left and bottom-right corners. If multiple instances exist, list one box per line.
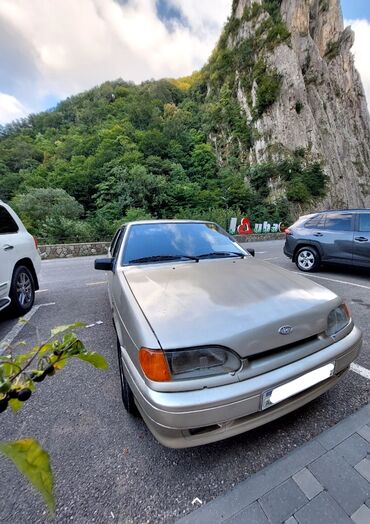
left=0, top=0, right=369, bottom=124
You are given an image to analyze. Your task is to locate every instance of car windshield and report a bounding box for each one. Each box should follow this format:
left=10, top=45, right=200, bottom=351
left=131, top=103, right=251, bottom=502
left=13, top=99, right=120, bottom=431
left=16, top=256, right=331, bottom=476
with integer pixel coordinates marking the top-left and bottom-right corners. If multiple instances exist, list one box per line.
left=122, top=222, right=246, bottom=265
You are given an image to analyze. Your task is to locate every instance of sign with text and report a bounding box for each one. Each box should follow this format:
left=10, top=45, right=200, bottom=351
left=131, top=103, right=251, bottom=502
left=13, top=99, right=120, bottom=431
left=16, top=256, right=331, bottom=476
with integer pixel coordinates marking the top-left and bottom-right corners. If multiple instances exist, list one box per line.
left=230, top=217, right=286, bottom=235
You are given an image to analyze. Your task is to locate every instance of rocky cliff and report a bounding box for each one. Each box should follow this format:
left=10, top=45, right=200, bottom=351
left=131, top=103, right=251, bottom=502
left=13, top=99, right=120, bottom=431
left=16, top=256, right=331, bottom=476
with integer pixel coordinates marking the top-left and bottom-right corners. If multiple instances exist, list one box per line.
left=205, top=0, right=370, bottom=208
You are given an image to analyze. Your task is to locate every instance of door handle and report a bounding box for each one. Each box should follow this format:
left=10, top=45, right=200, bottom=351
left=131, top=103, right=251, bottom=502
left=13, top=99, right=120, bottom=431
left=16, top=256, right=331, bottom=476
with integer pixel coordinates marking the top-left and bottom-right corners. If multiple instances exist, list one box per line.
left=313, top=232, right=323, bottom=237
left=3, top=245, right=14, bottom=251
left=354, top=237, right=369, bottom=242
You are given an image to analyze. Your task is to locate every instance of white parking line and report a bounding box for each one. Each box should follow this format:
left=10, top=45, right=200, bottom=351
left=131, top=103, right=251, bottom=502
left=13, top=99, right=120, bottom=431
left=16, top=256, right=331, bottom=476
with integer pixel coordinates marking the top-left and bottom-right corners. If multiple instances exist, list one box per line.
left=36, top=289, right=48, bottom=293
left=0, top=302, right=56, bottom=352
left=264, top=257, right=279, bottom=261
left=350, top=363, right=370, bottom=380
left=86, top=281, right=107, bottom=286
left=294, top=273, right=370, bottom=291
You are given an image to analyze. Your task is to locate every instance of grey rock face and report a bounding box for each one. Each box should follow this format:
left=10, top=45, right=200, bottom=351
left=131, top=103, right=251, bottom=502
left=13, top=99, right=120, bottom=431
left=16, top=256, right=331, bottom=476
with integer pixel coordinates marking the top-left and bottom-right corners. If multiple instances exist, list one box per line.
left=231, top=0, right=370, bottom=208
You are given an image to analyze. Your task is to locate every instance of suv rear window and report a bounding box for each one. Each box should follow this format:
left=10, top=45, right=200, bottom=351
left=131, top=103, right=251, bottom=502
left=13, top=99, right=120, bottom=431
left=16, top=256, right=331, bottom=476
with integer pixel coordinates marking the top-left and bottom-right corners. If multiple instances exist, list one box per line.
left=304, top=214, right=326, bottom=228
left=0, top=206, right=19, bottom=234
left=324, top=213, right=353, bottom=231
left=359, top=214, right=370, bottom=232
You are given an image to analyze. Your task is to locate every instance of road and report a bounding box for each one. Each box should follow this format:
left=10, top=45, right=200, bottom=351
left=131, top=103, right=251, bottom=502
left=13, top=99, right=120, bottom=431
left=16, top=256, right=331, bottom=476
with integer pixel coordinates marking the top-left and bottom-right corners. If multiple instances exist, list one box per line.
left=0, top=241, right=369, bottom=523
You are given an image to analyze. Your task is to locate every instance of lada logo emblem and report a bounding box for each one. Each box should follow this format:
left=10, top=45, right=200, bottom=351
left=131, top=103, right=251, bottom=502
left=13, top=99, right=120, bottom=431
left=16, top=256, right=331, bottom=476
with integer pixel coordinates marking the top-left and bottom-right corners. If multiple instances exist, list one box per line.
left=279, top=326, right=292, bottom=335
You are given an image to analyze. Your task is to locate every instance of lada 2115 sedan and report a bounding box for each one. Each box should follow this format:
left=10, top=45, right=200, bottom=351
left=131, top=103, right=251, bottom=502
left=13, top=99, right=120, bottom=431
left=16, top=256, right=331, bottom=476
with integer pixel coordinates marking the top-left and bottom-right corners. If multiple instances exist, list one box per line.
left=95, top=221, right=362, bottom=448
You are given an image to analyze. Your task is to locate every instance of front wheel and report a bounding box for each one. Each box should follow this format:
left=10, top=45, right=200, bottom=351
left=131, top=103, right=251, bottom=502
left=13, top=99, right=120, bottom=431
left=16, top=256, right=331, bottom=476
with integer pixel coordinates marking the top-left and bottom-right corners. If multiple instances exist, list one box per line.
left=9, top=266, right=35, bottom=316
left=295, top=246, right=320, bottom=272
left=117, top=337, right=138, bottom=416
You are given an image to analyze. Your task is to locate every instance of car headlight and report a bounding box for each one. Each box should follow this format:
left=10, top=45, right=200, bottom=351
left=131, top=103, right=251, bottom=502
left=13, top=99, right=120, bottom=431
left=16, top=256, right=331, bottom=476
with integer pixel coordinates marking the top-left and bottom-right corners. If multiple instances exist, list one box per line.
left=326, top=304, right=351, bottom=337
left=139, top=346, right=241, bottom=382
left=165, top=346, right=241, bottom=380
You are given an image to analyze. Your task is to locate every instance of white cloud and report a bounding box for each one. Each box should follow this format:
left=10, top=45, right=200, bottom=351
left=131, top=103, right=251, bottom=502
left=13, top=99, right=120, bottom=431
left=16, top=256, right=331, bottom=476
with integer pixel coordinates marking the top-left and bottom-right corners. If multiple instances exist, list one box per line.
left=0, top=93, right=29, bottom=124
left=345, top=19, right=370, bottom=107
left=1, top=2, right=368, bottom=126
left=0, top=0, right=231, bottom=123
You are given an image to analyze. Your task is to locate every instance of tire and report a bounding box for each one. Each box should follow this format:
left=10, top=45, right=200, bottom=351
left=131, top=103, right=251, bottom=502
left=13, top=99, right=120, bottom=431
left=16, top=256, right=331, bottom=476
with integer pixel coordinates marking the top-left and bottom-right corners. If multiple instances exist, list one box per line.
left=9, top=266, right=35, bottom=316
left=117, top=337, right=138, bottom=416
left=295, top=246, right=320, bottom=272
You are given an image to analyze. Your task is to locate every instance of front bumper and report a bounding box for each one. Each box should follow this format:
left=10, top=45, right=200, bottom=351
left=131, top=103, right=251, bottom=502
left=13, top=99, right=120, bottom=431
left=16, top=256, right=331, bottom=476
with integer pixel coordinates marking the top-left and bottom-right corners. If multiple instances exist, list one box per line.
left=122, top=326, right=362, bottom=448
left=283, top=244, right=293, bottom=259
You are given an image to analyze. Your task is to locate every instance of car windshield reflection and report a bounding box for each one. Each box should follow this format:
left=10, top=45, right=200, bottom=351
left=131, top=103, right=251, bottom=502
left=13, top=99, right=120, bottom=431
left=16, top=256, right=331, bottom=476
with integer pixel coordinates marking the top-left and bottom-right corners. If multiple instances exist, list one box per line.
left=122, top=222, right=246, bottom=265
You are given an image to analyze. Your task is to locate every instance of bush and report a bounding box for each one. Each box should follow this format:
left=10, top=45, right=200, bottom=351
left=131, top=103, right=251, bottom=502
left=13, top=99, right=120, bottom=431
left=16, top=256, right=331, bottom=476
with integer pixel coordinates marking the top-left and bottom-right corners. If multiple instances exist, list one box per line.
left=39, top=217, right=93, bottom=244
left=295, top=101, right=303, bottom=114
left=254, top=72, right=282, bottom=118
left=287, top=178, right=311, bottom=203
left=11, top=188, right=83, bottom=234
left=122, top=208, right=153, bottom=222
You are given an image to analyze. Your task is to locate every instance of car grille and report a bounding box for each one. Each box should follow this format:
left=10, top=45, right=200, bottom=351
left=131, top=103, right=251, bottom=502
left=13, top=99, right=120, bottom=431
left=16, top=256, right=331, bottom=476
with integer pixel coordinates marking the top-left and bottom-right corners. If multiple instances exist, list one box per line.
left=237, top=333, right=332, bottom=381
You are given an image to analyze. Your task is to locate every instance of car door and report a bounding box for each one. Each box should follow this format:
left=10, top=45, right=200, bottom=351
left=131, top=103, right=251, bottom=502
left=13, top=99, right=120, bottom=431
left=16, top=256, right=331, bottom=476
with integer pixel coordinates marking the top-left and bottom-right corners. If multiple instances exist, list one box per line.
left=0, top=205, right=20, bottom=303
left=352, top=213, right=370, bottom=268
left=318, top=212, right=354, bottom=265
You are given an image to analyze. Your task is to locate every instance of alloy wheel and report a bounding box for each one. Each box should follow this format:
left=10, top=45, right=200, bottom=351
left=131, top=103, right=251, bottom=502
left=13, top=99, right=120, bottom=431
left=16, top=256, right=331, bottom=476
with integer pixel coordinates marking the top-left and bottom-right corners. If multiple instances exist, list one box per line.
left=16, top=272, right=33, bottom=307
left=297, top=250, right=315, bottom=270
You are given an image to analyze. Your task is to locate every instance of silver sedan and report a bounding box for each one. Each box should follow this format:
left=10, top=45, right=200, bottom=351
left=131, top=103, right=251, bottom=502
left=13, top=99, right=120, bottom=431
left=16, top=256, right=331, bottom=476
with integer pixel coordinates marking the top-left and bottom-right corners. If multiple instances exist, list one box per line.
left=95, top=220, right=362, bottom=448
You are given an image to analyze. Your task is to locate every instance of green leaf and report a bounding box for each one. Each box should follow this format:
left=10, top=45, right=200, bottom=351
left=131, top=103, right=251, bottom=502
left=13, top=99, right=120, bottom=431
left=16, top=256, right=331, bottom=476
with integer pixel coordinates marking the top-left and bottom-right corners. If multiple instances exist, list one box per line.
left=0, top=438, right=55, bottom=513
left=51, top=322, right=85, bottom=336
left=75, top=352, right=108, bottom=369
left=8, top=398, right=24, bottom=412
left=62, top=333, right=78, bottom=345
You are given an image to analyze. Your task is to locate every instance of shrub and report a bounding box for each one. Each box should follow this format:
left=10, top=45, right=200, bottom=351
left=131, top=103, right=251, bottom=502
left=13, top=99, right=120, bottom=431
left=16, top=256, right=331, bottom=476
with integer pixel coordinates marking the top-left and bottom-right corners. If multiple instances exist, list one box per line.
left=295, top=101, right=303, bottom=114
left=287, top=178, right=311, bottom=203
left=254, top=71, right=282, bottom=118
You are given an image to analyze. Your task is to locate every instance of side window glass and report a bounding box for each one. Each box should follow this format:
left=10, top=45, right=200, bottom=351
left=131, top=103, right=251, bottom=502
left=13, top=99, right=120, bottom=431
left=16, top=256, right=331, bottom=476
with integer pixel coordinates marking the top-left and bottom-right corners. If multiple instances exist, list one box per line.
left=112, top=228, right=125, bottom=258
left=324, top=214, right=353, bottom=232
left=359, top=214, right=370, bottom=232
left=0, top=206, right=19, bottom=234
left=110, top=230, right=120, bottom=255
left=304, top=214, right=326, bottom=229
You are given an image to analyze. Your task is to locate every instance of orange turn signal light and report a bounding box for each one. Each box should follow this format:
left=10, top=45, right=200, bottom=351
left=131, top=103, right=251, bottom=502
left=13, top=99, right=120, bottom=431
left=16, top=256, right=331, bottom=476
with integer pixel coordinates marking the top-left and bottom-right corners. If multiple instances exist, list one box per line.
left=139, top=347, right=172, bottom=382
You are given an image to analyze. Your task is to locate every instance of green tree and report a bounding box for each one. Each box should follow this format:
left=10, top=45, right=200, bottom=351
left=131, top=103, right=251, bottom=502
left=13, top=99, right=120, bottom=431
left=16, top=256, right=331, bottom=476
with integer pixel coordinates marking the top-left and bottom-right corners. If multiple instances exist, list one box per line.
left=190, top=144, right=218, bottom=181
left=11, top=188, right=84, bottom=234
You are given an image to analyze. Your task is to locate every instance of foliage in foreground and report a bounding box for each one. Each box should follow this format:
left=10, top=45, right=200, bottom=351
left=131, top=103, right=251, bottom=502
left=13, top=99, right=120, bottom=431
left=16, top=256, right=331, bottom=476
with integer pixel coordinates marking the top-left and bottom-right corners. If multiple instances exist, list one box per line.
left=0, top=323, right=108, bottom=513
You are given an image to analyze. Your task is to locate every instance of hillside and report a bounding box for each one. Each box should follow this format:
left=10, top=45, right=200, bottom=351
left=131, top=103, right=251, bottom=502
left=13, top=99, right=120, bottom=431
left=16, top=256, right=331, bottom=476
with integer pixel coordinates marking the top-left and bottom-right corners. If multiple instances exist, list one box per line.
left=0, top=0, right=369, bottom=243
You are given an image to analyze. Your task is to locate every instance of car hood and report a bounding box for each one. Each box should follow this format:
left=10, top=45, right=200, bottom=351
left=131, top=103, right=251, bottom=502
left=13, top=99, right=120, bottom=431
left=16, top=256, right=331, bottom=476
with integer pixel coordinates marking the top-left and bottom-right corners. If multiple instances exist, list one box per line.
left=122, top=259, right=340, bottom=358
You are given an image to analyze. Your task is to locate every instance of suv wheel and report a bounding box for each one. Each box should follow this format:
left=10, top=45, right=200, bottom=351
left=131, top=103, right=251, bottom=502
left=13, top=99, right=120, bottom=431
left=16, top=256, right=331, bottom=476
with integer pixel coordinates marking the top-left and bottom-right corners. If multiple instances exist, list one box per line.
left=295, top=247, right=320, bottom=272
left=9, top=266, right=35, bottom=316
left=117, top=337, right=138, bottom=416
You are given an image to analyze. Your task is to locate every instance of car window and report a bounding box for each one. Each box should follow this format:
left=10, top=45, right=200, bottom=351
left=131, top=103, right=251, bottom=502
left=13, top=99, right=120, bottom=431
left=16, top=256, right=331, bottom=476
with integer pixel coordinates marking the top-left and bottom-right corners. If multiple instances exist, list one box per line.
left=0, top=206, right=19, bottom=234
left=110, top=229, right=121, bottom=255
left=304, top=214, right=326, bottom=229
left=112, top=228, right=125, bottom=258
left=359, top=214, right=370, bottom=232
left=324, top=213, right=353, bottom=232
left=122, top=223, right=244, bottom=265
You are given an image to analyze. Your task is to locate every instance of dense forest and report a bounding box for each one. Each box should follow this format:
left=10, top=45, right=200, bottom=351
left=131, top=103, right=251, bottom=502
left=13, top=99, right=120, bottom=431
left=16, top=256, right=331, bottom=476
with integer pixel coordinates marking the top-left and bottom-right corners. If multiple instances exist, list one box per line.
left=0, top=1, right=328, bottom=243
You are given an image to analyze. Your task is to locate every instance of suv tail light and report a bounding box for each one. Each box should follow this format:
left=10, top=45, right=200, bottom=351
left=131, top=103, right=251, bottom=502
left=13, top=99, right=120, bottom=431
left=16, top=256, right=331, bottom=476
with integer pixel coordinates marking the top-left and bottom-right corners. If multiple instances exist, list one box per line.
left=33, top=236, right=39, bottom=249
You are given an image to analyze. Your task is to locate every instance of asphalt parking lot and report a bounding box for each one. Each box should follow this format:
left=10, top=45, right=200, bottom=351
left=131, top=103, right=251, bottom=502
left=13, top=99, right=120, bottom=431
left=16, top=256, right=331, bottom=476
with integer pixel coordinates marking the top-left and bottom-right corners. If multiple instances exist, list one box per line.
left=0, top=240, right=369, bottom=523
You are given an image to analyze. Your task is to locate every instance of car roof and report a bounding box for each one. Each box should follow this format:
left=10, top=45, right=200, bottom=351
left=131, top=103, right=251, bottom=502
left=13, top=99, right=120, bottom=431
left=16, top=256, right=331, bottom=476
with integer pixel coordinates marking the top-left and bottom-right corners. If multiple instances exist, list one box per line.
left=314, top=209, right=370, bottom=214
left=121, top=219, right=215, bottom=227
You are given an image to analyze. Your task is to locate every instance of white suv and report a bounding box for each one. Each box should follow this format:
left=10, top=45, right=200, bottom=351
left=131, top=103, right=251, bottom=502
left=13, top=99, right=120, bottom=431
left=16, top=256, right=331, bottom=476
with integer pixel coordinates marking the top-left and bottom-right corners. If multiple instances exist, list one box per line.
left=0, top=201, right=41, bottom=316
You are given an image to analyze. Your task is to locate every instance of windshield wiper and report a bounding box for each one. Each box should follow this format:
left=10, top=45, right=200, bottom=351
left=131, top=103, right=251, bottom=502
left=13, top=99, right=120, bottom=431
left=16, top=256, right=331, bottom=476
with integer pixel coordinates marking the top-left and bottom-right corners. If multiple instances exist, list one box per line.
left=196, top=251, right=245, bottom=260
left=129, top=255, right=199, bottom=264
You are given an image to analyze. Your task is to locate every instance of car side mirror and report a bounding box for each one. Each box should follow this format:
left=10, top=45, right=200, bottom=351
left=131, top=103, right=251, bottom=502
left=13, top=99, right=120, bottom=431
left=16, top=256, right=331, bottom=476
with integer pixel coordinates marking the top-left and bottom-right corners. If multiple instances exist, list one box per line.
left=95, top=258, right=114, bottom=271
left=247, top=249, right=255, bottom=257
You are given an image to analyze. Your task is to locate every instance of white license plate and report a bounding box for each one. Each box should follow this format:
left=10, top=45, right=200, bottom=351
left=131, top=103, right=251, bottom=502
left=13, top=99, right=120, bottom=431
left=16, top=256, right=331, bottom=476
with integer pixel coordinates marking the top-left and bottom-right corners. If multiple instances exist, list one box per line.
left=261, top=362, right=335, bottom=410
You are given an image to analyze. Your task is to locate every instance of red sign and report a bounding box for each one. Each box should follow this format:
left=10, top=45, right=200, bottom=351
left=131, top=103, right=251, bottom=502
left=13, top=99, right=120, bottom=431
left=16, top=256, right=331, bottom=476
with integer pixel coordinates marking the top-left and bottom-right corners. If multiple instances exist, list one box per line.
left=237, top=217, right=253, bottom=235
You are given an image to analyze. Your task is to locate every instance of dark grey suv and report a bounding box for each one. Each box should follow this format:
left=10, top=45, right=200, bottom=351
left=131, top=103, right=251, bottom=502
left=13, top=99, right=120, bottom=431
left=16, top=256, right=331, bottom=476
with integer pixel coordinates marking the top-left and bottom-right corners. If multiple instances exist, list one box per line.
left=284, top=209, right=370, bottom=272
